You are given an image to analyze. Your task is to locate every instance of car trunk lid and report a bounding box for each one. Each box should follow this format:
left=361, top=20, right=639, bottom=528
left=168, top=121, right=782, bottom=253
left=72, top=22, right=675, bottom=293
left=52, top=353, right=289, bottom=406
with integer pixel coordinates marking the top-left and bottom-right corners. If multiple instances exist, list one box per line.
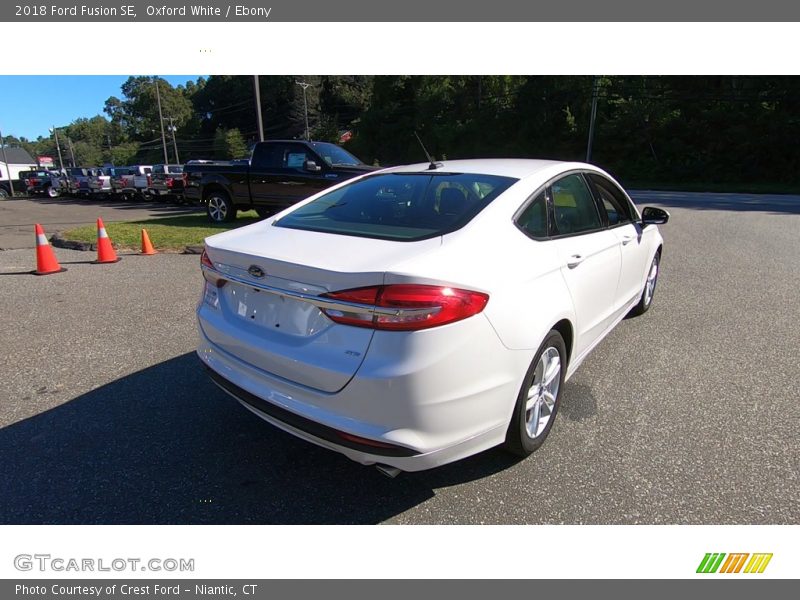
left=200, top=222, right=441, bottom=393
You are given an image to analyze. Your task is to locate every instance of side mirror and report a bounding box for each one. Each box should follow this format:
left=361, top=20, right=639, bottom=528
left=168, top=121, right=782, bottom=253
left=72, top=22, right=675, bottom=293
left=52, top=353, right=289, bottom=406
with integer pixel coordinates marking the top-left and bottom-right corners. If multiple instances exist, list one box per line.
left=304, top=160, right=322, bottom=173
left=641, top=206, right=669, bottom=226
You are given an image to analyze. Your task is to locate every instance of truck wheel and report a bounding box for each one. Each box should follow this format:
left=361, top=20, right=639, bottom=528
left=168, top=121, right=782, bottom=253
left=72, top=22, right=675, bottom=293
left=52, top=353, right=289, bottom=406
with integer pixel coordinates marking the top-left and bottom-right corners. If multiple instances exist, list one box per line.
left=0, top=187, right=9, bottom=199
left=46, top=185, right=60, bottom=198
left=207, top=192, right=236, bottom=223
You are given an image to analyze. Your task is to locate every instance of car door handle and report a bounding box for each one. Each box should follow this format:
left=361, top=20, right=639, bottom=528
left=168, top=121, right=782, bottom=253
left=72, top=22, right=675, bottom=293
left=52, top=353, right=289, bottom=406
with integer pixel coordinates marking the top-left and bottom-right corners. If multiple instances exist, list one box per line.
left=566, top=254, right=585, bottom=269
left=621, top=234, right=636, bottom=245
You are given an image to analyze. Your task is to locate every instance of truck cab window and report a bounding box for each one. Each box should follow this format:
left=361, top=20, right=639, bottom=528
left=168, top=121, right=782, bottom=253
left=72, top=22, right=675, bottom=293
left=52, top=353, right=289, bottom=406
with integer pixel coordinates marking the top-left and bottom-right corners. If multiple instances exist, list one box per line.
left=251, top=145, right=281, bottom=169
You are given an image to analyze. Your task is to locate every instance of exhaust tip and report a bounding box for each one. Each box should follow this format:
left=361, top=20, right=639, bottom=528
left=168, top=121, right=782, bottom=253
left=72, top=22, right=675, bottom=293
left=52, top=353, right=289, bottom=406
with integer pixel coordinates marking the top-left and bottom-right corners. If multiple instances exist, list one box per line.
left=375, top=464, right=402, bottom=479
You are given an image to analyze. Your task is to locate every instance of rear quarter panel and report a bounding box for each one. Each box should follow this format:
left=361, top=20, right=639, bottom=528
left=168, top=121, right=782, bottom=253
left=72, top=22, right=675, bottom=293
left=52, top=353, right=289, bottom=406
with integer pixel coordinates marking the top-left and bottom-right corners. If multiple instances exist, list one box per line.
left=383, top=219, right=576, bottom=357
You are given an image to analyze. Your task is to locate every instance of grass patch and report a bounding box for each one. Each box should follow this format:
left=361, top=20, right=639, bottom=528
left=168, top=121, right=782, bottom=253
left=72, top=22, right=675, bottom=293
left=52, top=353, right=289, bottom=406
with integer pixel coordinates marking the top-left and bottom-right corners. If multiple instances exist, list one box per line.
left=61, top=210, right=262, bottom=250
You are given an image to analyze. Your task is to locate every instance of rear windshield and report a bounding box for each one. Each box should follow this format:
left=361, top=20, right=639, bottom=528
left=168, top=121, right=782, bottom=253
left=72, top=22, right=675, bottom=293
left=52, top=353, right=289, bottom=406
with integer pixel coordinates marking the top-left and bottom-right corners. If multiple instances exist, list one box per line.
left=274, top=172, right=517, bottom=241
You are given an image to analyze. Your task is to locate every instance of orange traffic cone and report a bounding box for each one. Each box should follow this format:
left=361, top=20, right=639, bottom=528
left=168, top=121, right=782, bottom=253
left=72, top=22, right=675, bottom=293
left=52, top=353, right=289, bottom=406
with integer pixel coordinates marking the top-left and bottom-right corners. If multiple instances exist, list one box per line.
left=140, top=228, right=156, bottom=255
left=33, top=224, right=67, bottom=275
left=95, top=218, right=121, bottom=264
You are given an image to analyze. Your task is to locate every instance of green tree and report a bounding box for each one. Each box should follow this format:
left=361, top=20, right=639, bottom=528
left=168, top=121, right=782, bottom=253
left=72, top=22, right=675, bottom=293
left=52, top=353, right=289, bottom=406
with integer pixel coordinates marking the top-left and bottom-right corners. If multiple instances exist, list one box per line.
left=104, top=76, right=194, bottom=142
left=213, top=127, right=248, bottom=159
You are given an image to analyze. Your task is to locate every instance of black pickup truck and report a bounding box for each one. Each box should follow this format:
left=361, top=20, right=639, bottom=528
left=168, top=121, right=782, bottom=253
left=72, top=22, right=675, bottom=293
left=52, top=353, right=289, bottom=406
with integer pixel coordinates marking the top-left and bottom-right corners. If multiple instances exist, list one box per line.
left=184, top=140, right=377, bottom=222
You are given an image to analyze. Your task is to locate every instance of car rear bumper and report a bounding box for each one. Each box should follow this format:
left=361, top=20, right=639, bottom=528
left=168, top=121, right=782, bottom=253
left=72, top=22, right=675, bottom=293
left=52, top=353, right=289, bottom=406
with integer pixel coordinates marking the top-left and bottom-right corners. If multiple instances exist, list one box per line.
left=196, top=311, right=531, bottom=472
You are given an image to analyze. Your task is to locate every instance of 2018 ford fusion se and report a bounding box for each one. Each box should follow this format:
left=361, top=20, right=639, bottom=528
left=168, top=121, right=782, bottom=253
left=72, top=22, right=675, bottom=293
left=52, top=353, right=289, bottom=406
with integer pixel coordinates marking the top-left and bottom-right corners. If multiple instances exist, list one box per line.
left=196, top=159, right=668, bottom=475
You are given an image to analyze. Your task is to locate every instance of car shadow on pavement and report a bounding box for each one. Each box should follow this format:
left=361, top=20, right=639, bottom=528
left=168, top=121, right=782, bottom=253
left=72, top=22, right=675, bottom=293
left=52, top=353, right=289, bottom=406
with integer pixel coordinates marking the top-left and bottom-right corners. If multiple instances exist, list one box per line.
left=629, top=191, right=800, bottom=214
left=0, top=353, right=521, bottom=524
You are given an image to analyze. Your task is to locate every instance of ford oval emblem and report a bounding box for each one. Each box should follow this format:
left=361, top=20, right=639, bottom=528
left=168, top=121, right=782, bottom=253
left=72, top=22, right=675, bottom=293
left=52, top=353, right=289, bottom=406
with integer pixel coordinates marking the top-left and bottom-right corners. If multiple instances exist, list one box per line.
left=248, top=265, right=265, bottom=278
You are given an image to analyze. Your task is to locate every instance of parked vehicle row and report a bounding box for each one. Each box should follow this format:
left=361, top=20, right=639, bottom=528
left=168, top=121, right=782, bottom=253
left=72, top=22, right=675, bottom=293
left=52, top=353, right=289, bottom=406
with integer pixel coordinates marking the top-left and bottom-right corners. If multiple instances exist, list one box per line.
left=17, top=139, right=368, bottom=219
left=19, top=164, right=188, bottom=203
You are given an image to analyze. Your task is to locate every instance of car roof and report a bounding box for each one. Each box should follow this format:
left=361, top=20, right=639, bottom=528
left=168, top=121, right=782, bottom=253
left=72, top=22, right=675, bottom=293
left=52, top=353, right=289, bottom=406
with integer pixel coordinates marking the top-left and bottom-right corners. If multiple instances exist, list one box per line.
left=382, top=158, right=593, bottom=180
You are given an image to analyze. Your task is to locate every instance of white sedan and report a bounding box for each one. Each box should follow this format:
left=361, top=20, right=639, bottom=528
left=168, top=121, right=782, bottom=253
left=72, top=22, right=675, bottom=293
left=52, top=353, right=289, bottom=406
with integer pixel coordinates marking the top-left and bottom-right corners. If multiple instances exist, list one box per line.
left=197, top=159, right=668, bottom=475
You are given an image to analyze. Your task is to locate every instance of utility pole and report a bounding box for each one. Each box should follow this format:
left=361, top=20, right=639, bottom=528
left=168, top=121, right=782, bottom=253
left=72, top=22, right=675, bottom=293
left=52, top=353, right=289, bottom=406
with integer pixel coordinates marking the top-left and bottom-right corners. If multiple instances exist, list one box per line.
left=50, top=126, right=64, bottom=171
left=586, top=76, right=600, bottom=163
left=67, top=137, right=76, bottom=167
left=253, top=75, right=264, bottom=142
left=165, top=116, right=180, bottom=164
left=154, top=77, right=169, bottom=165
left=295, top=80, right=311, bottom=140
left=0, top=128, right=15, bottom=196
left=107, top=132, right=113, bottom=164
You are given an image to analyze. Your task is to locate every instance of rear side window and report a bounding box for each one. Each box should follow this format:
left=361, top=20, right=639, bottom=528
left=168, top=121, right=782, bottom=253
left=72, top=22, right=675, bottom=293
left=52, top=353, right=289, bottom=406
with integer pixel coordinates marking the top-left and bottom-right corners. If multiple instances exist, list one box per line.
left=274, top=172, right=518, bottom=241
left=515, top=191, right=548, bottom=238
left=551, top=174, right=602, bottom=236
left=251, top=144, right=286, bottom=169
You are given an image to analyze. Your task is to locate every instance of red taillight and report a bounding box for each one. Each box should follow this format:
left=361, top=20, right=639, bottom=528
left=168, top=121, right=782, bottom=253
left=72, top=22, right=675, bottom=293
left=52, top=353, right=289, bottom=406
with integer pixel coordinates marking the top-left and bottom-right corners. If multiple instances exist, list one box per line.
left=30, top=178, right=39, bottom=185
left=200, top=249, right=214, bottom=269
left=167, top=177, right=173, bottom=188
left=147, top=174, right=152, bottom=187
left=321, top=284, right=489, bottom=331
left=201, top=249, right=226, bottom=288
left=182, top=172, right=188, bottom=186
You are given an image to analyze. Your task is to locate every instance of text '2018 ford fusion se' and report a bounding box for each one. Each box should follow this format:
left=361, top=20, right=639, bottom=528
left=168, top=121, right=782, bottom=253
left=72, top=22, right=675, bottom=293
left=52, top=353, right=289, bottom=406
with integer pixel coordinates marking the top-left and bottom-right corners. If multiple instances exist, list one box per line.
left=196, top=159, right=668, bottom=475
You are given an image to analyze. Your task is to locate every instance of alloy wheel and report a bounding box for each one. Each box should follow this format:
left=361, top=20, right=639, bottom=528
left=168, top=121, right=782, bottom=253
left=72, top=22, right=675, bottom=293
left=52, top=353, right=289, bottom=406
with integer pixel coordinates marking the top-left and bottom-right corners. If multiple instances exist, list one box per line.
left=525, top=347, right=561, bottom=439
left=644, top=255, right=659, bottom=307
left=208, top=196, right=227, bottom=222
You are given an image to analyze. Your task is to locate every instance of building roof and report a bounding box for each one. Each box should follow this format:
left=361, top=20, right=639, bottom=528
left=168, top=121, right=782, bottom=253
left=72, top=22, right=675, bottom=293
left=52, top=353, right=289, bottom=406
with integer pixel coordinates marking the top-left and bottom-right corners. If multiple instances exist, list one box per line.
left=0, top=147, right=36, bottom=166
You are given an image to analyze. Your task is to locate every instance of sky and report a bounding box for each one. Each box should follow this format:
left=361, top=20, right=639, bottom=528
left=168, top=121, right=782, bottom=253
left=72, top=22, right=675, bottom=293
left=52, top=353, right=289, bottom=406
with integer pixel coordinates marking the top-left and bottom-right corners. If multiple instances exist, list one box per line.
left=0, top=75, right=204, bottom=141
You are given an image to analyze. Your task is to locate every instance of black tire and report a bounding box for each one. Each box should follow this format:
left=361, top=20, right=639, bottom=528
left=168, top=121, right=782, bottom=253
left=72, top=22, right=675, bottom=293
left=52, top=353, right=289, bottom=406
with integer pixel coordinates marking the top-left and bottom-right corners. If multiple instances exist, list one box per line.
left=255, top=207, right=274, bottom=219
left=629, top=251, right=661, bottom=317
left=206, top=191, right=236, bottom=223
left=46, top=185, right=60, bottom=198
left=504, top=330, right=567, bottom=457
left=0, top=187, right=9, bottom=199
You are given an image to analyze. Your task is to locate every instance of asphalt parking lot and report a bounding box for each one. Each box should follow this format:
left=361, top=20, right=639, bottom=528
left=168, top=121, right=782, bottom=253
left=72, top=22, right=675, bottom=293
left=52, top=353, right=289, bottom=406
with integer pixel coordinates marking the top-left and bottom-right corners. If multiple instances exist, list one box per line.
left=0, top=191, right=798, bottom=524
left=0, top=195, right=198, bottom=250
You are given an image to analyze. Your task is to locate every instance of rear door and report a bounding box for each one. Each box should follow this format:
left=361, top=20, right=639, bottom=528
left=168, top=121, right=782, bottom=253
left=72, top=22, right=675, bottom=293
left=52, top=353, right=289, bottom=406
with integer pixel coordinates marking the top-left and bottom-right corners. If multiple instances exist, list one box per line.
left=547, top=173, right=622, bottom=358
